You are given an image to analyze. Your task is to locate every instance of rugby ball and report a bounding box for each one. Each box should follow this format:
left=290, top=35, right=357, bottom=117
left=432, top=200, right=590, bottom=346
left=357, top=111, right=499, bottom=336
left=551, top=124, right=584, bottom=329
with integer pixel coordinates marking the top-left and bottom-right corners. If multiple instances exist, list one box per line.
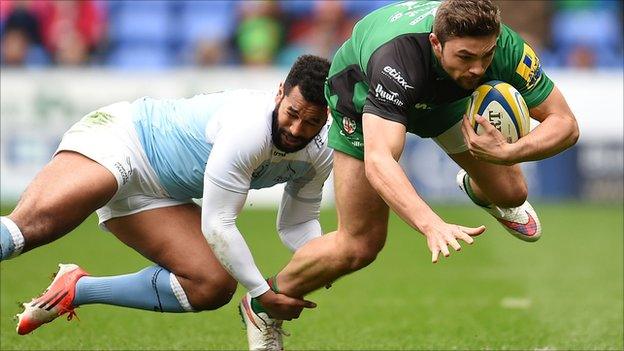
left=466, top=81, right=531, bottom=143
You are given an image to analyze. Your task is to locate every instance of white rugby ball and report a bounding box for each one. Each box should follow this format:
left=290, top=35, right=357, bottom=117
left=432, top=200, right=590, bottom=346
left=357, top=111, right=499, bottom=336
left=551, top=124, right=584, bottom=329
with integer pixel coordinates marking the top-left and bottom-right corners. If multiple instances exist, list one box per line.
left=466, top=80, right=531, bottom=143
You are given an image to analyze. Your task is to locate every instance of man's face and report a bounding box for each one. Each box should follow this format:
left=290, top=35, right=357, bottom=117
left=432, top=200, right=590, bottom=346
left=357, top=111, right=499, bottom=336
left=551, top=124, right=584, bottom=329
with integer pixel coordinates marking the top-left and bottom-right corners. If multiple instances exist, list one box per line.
left=272, top=85, right=327, bottom=153
left=430, top=33, right=498, bottom=90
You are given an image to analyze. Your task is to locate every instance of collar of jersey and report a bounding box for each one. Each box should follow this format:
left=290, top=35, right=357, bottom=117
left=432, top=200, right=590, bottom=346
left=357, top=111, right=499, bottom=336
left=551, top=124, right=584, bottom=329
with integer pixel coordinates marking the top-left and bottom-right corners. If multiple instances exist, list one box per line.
left=430, top=46, right=451, bottom=81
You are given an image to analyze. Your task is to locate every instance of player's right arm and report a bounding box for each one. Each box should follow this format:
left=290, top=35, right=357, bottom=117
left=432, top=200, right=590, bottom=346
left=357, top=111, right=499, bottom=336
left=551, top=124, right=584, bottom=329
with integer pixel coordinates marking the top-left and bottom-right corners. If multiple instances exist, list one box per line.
left=200, top=104, right=313, bottom=319
left=360, top=40, right=485, bottom=263
left=362, top=113, right=485, bottom=263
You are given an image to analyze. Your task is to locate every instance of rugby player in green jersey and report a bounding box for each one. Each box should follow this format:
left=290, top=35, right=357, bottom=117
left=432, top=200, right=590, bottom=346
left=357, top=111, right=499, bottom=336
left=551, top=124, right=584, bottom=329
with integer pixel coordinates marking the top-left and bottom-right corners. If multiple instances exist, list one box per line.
left=241, top=1, right=579, bottom=348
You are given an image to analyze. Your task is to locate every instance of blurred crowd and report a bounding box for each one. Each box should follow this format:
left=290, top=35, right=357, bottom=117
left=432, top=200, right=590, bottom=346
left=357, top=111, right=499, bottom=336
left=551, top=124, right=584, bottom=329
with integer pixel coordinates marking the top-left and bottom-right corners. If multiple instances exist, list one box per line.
left=1, top=0, right=622, bottom=69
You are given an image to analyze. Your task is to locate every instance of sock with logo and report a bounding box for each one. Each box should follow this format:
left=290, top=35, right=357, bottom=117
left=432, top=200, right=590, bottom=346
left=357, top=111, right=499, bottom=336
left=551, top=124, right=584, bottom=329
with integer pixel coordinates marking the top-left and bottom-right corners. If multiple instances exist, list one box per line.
left=1, top=217, right=25, bottom=261
left=251, top=276, right=280, bottom=315
left=73, top=265, right=193, bottom=312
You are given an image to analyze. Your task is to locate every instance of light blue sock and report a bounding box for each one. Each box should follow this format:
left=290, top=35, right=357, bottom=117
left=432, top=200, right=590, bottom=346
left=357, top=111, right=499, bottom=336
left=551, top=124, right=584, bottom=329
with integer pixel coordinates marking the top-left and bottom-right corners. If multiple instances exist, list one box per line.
left=73, top=266, right=193, bottom=313
left=1, top=217, right=25, bottom=261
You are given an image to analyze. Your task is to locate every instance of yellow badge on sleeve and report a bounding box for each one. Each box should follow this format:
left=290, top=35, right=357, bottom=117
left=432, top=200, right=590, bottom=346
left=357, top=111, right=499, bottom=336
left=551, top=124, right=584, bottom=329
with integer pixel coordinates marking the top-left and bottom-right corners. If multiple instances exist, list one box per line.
left=515, top=43, right=543, bottom=90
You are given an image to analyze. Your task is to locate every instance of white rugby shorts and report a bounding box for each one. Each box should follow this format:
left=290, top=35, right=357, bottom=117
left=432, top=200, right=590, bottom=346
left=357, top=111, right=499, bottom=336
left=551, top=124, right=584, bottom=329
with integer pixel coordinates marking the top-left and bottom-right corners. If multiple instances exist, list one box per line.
left=55, top=101, right=191, bottom=231
left=433, top=119, right=469, bottom=155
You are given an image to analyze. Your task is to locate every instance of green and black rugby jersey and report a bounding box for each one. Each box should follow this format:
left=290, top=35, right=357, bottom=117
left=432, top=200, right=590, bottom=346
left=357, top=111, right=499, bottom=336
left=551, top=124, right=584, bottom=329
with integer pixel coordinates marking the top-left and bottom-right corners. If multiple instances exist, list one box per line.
left=325, top=0, right=554, bottom=138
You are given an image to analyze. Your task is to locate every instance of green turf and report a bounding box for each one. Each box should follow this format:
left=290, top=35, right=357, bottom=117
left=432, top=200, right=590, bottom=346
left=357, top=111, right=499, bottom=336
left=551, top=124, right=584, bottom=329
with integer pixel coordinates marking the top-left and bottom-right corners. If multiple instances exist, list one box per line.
left=1, top=203, right=622, bottom=350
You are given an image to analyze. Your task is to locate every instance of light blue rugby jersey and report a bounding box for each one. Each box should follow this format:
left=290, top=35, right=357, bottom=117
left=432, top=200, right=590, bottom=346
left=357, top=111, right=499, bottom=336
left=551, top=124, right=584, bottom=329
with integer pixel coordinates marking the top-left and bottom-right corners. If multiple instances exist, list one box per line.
left=132, top=93, right=221, bottom=199
left=131, top=90, right=333, bottom=201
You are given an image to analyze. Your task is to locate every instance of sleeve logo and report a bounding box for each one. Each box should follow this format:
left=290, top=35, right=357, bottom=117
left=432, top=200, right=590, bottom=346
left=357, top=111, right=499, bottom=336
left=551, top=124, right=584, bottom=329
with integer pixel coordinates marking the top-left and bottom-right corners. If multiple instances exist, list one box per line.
left=374, top=84, right=404, bottom=107
left=382, top=66, right=414, bottom=90
left=515, top=43, right=543, bottom=90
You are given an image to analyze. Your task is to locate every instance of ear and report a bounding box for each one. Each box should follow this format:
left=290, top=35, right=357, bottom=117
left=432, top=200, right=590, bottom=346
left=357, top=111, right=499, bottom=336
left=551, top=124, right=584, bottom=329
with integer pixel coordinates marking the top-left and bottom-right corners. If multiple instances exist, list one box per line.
left=429, top=33, right=442, bottom=56
left=275, top=82, right=285, bottom=104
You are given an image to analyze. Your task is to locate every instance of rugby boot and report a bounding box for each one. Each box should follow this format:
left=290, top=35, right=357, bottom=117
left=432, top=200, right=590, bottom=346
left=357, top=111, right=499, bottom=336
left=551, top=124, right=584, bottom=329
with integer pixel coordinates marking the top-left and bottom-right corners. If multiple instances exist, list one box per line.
left=456, top=169, right=541, bottom=242
left=239, top=292, right=288, bottom=351
left=16, top=263, right=89, bottom=335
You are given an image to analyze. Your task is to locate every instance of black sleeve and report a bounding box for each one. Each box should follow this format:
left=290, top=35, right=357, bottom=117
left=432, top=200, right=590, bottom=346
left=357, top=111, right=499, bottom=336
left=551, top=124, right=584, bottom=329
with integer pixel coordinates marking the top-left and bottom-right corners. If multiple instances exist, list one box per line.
left=363, top=35, right=427, bottom=126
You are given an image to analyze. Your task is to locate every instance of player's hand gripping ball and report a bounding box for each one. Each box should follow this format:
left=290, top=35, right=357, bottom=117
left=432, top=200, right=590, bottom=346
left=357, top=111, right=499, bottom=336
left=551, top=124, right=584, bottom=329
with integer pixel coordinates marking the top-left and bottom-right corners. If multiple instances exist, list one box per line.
left=466, top=81, right=531, bottom=143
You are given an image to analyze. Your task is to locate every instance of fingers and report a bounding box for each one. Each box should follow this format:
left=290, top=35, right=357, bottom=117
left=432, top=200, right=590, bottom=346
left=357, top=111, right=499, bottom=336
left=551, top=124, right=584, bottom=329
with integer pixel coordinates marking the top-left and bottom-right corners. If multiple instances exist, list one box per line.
left=456, top=231, right=475, bottom=244
left=474, top=114, right=489, bottom=128
left=431, top=249, right=439, bottom=264
left=284, top=295, right=316, bottom=309
left=439, top=239, right=450, bottom=257
left=302, top=299, right=317, bottom=309
left=475, top=115, right=500, bottom=136
left=460, top=225, right=486, bottom=237
left=429, top=224, right=485, bottom=263
left=462, top=114, right=476, bottom=136
left=448, top=237, right=462, bottom=251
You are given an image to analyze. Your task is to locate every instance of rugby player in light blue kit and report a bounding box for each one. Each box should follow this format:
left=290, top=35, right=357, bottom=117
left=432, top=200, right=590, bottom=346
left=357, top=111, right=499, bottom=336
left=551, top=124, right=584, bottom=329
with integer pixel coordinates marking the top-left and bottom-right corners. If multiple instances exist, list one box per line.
left=0, top=55, right=331, bottom=335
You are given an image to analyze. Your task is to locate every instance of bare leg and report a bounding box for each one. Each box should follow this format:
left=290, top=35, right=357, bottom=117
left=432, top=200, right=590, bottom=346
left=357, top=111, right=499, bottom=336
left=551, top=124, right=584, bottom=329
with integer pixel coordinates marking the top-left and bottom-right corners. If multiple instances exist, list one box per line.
left=449, top=151, right=528, bottom=207
left=105, top=203, right=237, bottom=310
left=8, top=151, right=117, bottom=253
left=276, top=151, right=389, bottom=298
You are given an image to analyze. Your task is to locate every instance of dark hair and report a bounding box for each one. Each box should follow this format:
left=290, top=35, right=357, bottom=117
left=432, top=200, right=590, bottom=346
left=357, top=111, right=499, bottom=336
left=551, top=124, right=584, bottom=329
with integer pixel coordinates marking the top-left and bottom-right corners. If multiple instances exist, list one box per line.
left=433, top=0, right=501, bottom=45
left=283, top=54, right=331, bottom=107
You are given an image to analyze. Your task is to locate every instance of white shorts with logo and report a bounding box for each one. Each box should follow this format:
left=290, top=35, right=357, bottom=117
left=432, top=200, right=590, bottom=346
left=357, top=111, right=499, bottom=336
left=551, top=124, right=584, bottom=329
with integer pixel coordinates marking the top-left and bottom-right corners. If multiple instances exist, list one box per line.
left=55, top=102, right=191, bottom=231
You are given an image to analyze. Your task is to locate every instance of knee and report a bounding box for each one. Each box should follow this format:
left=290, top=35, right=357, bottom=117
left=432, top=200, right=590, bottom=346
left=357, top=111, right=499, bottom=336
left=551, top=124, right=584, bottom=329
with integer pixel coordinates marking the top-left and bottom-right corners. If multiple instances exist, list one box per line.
left=491, top=180, right=528, bottom=208
left=341, top=226, right=386, bottom=272
left=185, top=274, right=237, bottom=311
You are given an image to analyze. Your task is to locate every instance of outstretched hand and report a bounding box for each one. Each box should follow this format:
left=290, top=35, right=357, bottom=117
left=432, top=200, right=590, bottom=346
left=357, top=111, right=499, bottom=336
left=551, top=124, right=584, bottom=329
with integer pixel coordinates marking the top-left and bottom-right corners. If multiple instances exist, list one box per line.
left=422, top=220, right=486, bottom=263
left=256, top=290, right=316, bottom=320
left=462, top=114, right=516, bottom=165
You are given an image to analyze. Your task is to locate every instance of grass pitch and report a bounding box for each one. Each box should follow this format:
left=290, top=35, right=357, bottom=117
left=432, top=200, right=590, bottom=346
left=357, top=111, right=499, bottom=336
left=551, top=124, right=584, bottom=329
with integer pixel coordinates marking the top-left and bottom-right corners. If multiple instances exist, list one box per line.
left=1, top=202, right=622, bottom=350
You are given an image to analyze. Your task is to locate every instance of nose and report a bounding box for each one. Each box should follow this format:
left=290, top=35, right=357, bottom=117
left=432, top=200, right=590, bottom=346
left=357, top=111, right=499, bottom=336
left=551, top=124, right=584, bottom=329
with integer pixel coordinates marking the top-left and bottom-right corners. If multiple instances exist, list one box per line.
left=468, top=61, right=486, bottom=76
left=289, top=120, right=304, bottom=137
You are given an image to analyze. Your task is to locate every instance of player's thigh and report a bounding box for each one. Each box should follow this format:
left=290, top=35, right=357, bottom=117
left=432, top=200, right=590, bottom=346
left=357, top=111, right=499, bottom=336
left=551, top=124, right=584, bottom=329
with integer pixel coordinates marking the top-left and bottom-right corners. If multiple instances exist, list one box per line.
left=449, top=150, right=527, bottom=204
left=104, top=203, right=235, bottom=290
left=10, top=151, right=117, bottom=248
left=333, top=151, right=389, bottom=249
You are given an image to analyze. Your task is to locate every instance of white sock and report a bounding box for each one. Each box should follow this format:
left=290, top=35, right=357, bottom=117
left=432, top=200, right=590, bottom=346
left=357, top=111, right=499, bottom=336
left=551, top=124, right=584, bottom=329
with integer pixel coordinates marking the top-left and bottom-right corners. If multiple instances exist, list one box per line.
left=170, top=273, right=195, bottom=312
left=1, top=216, right=25, bottom=259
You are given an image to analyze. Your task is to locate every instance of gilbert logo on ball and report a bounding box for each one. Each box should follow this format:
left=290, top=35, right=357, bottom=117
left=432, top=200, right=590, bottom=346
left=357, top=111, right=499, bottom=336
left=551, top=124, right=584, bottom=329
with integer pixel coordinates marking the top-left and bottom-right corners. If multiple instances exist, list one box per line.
left=466, top=80, right=531, bottom=143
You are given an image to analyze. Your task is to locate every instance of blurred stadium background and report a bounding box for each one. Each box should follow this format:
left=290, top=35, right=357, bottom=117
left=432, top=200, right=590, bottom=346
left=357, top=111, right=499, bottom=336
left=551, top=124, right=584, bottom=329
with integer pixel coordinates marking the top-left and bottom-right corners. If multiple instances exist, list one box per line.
left=1, top=1, right=622, bottom=350
left=0, top=0, right=622, bottom=204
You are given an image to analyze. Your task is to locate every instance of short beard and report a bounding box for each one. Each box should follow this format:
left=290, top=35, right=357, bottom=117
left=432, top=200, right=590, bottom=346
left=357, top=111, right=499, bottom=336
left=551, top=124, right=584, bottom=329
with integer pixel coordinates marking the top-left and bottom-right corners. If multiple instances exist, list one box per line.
left=271, top=107, right=310, bottom=153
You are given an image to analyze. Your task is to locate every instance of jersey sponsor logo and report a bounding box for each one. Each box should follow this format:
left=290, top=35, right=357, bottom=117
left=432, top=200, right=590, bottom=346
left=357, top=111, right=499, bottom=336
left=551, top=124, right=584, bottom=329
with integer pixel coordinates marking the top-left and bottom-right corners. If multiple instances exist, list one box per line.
left=274, top=162, right=296, bottom=183
left=252, top=163, right=268, bottom=179
left=515, top=43, right=543, bottom=90
left=414, top=103, right=432, bottom=110
left=382, top=66, right=413, bottom=90
left=273, top=149, right=286, bottom=157
left=342, top=117, right=357, bottom=135
left=374, top=84, right=404, bottom=107
left=350, top=140, right=364, bottom=147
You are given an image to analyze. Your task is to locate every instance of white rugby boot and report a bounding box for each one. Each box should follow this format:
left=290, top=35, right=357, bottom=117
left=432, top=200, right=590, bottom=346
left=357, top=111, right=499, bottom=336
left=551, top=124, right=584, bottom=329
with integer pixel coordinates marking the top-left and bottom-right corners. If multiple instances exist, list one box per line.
left=238, top=292, right=288, bottom=351
left=16, top=263, right=89, bottom=335
left=456, top=169, right=541, bottom=242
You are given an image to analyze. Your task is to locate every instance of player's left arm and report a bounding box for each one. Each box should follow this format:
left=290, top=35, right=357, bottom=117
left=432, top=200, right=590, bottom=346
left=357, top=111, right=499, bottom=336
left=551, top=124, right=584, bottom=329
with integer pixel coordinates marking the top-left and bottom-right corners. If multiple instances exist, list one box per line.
left=506, top=85, right=579, bottom=163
